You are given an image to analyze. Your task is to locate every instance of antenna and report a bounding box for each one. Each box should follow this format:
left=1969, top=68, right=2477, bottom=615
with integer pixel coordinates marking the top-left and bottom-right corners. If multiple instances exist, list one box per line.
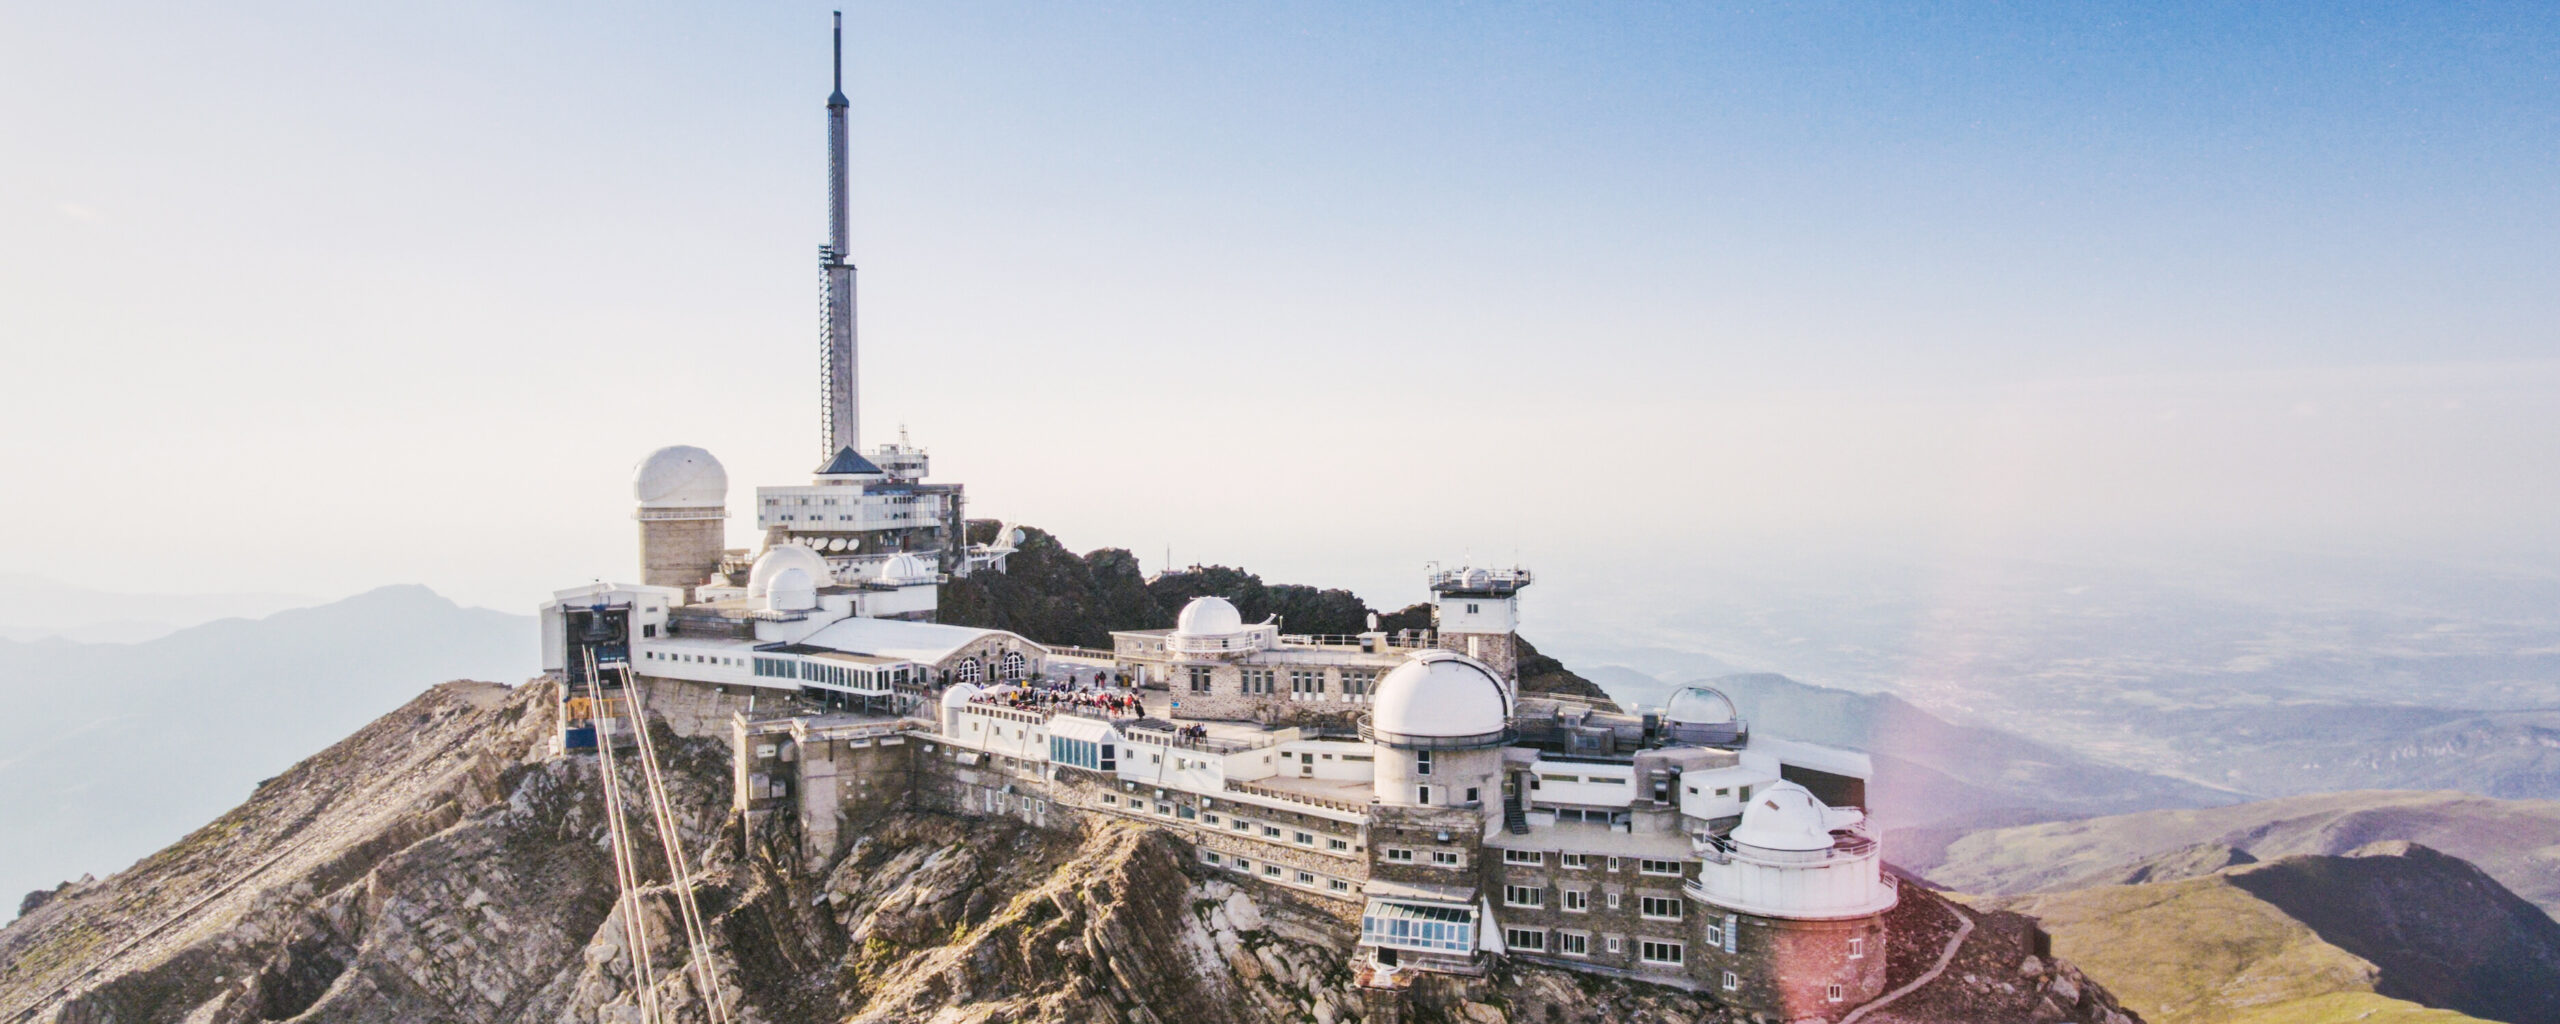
left=819, top=10, right=859, bottom=460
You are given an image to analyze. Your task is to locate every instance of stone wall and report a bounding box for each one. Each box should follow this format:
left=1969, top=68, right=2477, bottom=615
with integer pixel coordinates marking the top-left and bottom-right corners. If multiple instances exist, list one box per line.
left=636, top=675, right=763, bottom=742
left=1701, top=911, right=1891, bottom=1021
left=1485, top=856, right=1691, bottom=983
left=639, top=516, right=724, bottom=597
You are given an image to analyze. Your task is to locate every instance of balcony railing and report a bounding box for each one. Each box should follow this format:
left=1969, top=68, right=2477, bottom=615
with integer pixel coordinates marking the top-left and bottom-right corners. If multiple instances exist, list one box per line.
left=1226, top=777, right=1371, bottom=814
left=1358, top=717, right=1516, bottom=751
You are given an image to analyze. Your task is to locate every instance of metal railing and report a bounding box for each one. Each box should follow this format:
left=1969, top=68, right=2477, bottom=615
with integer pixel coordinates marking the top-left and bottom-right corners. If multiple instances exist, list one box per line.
left=1277, top=632, right=1438, bottom=650
left=1359, top=717, right=1517, bottom=751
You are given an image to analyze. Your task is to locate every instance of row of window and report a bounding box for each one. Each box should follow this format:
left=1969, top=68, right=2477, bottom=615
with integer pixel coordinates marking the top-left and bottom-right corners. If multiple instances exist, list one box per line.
left=1500, top=928, right=1684, bottom=967
left=1496, top=850, right=1684, bottom=876
left=646, top=650, right=742, bottom=668
left=1500, top=886, right=1682, bottom=919
left=1383, top=847, right=1466, bottom=868
left=1198, top=849, right=1355, bottom=895
left=1194, top=667, right=1379, bottom=696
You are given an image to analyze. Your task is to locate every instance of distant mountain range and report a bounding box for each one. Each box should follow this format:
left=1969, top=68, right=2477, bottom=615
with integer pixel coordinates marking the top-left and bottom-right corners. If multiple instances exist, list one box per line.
left=1910, top=789, right=2560, bottom=920
left=1575, top=667, right=2242, bottom=834
left=0, top=585, right=533, bottom=913
left=0, top=572, right=312, bottom=644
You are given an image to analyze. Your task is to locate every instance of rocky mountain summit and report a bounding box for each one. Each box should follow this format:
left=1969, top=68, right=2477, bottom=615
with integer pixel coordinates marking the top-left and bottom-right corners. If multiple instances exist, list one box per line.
left=1, top=680, right=2138, bottom=1024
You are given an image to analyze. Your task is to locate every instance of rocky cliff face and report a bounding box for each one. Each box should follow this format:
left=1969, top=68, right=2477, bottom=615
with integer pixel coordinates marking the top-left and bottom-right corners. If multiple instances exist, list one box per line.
left=2, top=680, right=2134, bottom=1024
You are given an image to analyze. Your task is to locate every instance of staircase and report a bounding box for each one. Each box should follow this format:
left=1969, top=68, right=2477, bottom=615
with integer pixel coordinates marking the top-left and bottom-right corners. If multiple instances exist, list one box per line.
left=1503, top=796, right=1531, bottom=835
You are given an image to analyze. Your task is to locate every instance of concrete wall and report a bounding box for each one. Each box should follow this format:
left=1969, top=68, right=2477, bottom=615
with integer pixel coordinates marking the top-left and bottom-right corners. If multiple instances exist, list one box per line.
left=640, top=517, right=725, bottom=596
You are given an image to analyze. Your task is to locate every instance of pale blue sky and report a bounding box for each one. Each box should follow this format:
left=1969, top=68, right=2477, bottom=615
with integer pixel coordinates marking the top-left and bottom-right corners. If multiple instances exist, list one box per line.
left=2, top=2, right=2554, bottom=612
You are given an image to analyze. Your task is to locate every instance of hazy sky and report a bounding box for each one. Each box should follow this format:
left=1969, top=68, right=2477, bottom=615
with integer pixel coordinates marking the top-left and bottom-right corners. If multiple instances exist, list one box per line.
left=3, top=2, right=2554, bottom=616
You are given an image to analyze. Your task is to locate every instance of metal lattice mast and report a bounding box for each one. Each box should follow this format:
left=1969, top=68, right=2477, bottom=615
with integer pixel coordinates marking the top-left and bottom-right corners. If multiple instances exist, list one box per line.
left=819, top=10, right=859, bottom=461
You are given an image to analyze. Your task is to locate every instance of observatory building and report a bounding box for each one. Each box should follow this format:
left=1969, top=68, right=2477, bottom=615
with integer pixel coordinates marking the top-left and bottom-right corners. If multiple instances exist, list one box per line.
left=538, top=15, right=1896, bottom=1023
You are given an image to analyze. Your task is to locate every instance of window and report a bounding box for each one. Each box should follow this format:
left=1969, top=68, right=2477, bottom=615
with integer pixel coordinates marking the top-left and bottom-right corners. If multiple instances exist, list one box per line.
left=1328, top=879, right=1350, bottom=892
left=1721, top=971, right=1738, bottom=991
left=1188, top=666, right=1214, bottom=693
left=1505, top=928, right=1546, bottom=952
left=1262, top=865, right=1281, bottom=878
left=1704, top=922, right=1723, bottom=945
left=1328, top=838, right=1350, bottom=852
left=1386, top=848, right=1415, bottom=862
left=1503, top=850, right=1544, bottom=866
left=1290, top=669, right=1324, bottom=696
left=1242, top=668, right=1275, bottom=694
left=1297, top=871, right=1316, bottom=884
left=1234, top=818, right=1254, bottom=832
left=1294, top=831, right=1315, bottom=845
left=1201, top=851, right=1222, bottom=865
left=1561, top=853, right=1591, bottom=870
left=1101, top=794, right=1118, bottom=806
left=1466, top=787, right=1480, bottom=803
left=1234, top=858, right=1251, bottom=871
left=1503, top=885, right=1544, bottom=908
left=1562, top=889, right=1588, bottom=913
left=1415, top=750, right=1433, bottom=776
left=1607, top=936, right=1624, bottom=954
left=1557, top=932, right=1589, bottom=956
left=955, top=658, right=982, bottom=684
left=1342, top=670, right=1374, bottom=696
left=1431, top=850, right=1462, bottom=867
left=1417, top=785, right=1432, bottom=805
left=1640, top=896, right=1682, bottom=921
left=1848, top=936, right=1866, bottom=959
left=1177, top=805, right=1196, bottom=820
left=1827, top=984, right=1845, bottom=1003
left=1606, top=857, right=1621, bottom=872
left=1202, top=813, right=1220, bottom=825
left=1640, top=859, right=1683, bottom=877
left=1263, top=826, right=1282, bottom=838
left=1641, top=941, right=1684, bottom=967
left=1606, top=892, right=1621, bottom=910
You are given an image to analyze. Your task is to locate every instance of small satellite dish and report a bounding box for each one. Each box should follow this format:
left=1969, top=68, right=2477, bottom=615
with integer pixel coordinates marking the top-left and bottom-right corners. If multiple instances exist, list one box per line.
left=827, top=537, right=847, bottom=552
left=1008, top=528, right=1026, bottom=546
left=845, top=537, right=860, bottom=552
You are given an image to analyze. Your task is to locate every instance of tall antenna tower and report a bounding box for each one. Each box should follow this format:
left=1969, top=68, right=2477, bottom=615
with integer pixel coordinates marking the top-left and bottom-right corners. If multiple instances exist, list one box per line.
left=818, top=10, right=860, bottom=460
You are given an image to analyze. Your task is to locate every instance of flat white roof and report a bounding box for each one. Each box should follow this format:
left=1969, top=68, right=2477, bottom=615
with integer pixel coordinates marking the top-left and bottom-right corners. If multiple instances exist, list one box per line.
left=1748, top=736, right=1873, bottom=780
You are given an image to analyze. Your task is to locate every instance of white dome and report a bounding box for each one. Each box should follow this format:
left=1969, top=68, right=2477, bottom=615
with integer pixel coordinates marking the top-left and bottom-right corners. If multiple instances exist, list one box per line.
left=1370, top=650, right=1510, bottom=742
left=766, top=567, right=817, bottom=611
left=747, top=544, right=833, bottom=599
left=1730, top=780, right=1834, bottom=852
left=1664, top=686, right=1738, bottom=726
left=1173, top=595, right=1245, bottom=637
left=633, top=445, right=727, bottom=508
left=881, top=552, right=935, bottom=584
left=941, top=682, right=982, bottom=709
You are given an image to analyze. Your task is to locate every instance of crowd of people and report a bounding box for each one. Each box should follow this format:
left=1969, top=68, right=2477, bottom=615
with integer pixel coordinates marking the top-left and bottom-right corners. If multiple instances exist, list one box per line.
left=965, top=669, right=1146, bottom=719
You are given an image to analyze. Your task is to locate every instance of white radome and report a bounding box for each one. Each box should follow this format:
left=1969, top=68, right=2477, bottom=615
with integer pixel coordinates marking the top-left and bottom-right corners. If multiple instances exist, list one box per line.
left=881, top=552, right=935, bottom=584
left=1664, top=686, right=1739, bottom=726
left=633, top=445, right=727, bottom=508
left=1729, top=780, right=1835, bottom=852
left=747, top=544, right=833, bottom=599
left=1370, top=650, right=1509, bottom=739
left=1173, top=595, right=1246, bottom=637
left=766, top=567, right=818, bottom=611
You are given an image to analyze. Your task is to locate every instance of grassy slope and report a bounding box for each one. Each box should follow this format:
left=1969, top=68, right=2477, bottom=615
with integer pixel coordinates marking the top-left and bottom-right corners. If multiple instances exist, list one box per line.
left=1992, top=866, right=2516, bottom=1024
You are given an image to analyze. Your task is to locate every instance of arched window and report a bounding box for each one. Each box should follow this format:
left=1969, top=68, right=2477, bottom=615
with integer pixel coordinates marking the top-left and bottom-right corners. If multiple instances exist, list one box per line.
left=955, top=657, right=982, bottom=684
left=1000, top=650, right=1027, bottom=681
